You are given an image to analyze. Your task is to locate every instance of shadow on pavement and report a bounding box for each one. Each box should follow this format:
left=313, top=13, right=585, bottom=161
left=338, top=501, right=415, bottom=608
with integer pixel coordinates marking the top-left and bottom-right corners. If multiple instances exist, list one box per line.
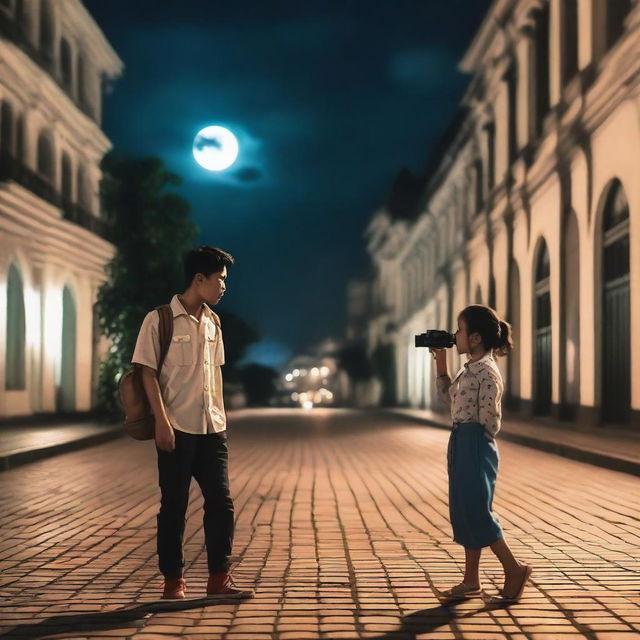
left=324, top=601, right=508, bottom=640
left=0, top=597, right=229, bottom=640
left=1, top=596, right=509, bottom=639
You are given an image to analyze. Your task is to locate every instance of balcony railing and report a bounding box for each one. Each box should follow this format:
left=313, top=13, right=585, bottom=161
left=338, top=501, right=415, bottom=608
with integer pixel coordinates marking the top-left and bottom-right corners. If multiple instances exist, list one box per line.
left=0, top=153, right=111, bottom=240
left=0, top=10, right=98, bottom=123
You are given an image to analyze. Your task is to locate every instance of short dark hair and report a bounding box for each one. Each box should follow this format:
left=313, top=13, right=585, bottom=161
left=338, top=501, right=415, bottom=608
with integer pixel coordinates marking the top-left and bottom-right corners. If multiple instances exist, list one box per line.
left=183, top=246, right=235, bottom=287
left=458, top=304, right=513, bottom=357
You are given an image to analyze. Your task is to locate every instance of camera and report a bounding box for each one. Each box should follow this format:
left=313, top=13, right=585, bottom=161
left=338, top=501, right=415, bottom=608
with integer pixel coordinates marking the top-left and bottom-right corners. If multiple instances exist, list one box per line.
left=414, top=330, right=456, bottom=349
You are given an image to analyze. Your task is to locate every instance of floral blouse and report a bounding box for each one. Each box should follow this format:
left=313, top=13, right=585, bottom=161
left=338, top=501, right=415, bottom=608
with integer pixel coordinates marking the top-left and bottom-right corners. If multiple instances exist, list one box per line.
left=436, top=351, right=504, bottom=438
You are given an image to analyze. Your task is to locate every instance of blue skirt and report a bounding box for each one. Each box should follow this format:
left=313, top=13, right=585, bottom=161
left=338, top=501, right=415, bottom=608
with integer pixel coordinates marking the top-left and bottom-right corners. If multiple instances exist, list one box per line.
left=447, top=422, right=503, bottom=549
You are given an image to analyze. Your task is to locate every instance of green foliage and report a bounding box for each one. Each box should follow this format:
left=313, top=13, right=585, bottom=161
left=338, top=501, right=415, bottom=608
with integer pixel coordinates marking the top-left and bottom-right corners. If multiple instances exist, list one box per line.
left=96, top=154, right=197, bottom=417
left=215, top=309, right=260, bottom=383
left=240, top=363, right=279, bottom=406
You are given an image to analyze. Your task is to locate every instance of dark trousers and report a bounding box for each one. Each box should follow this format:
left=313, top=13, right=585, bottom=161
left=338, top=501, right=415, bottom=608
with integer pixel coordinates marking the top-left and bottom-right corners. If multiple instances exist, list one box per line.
left=156, top=429, right=234, bottom=578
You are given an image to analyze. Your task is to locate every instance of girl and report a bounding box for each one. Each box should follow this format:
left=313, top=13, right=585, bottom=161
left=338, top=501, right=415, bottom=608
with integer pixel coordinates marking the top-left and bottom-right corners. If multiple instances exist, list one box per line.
left=430, top=304, right=531, bottom=605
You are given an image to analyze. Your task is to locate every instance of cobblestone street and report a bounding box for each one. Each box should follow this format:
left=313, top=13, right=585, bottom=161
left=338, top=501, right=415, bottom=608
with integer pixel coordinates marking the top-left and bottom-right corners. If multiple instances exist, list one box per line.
left=0, top=408, right=638, bottom=640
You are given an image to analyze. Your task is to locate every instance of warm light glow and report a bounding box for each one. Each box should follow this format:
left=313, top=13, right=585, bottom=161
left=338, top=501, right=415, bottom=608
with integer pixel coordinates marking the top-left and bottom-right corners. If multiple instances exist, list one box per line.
left=302, top=400, right=314, bottom=410
left=285, top=373, right=293, bottom=382
left=291, top=392, right=299, bottom=401
left=320, top=366, right=330, bottom=377
left=310, top=367, right=320, bottom=377
left=293, top=369, right=300, bottom=377
left=24, top=286, right=41, bottom=350
left=193, top=125, right=239, bottom=171
left=44, top=287, right=62, bottom=385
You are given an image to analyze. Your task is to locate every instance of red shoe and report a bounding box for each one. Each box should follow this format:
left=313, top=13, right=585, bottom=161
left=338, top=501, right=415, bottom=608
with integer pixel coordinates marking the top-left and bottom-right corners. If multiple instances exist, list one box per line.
left=162, top=577, right=186, bottom=599
left=206, top=572, right=254, bottom=599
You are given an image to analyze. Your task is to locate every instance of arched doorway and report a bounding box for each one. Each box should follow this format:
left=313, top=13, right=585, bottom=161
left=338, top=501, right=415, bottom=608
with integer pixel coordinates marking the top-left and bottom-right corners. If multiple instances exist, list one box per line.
left=58, top=285, right=76, bottom=411
left=601, top=180, right=630, bottom=424
left=5, top=263, right=26, bottom=390
left=507, top=259, right=521, bottom=409
left=562, top=210, right=580, bottom=418
left=534, top=241, right=552, bottom=414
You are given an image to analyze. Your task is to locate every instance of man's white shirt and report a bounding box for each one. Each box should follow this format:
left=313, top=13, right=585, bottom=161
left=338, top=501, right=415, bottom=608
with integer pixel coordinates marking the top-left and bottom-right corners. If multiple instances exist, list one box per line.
left=132, top=295, right=227, bottom=434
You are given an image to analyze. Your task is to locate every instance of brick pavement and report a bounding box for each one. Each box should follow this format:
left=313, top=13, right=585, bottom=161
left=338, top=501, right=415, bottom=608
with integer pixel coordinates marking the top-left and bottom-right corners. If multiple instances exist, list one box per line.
left=0, top=408, right=638, bottom=640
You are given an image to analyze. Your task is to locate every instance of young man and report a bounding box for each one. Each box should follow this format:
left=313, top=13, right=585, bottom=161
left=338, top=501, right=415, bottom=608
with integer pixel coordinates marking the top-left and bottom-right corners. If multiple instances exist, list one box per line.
left=132, top=246, right=253, bottom=600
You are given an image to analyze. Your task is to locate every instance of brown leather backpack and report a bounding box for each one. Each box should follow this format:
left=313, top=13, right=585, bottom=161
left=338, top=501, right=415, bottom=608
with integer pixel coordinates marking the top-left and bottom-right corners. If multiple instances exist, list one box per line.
left=118, top=305, right=173, bottom=440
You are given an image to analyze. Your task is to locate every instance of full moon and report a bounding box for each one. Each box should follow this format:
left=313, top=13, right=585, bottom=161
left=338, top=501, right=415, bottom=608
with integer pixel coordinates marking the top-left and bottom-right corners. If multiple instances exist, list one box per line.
left=193, top=125, right=239, bottom=171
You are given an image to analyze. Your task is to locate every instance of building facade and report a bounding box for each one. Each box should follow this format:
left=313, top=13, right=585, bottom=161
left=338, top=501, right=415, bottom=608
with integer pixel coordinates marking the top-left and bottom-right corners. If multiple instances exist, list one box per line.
left=366, top=0, right=639, bottom=428
left=0, top=0, right=122, bottom=417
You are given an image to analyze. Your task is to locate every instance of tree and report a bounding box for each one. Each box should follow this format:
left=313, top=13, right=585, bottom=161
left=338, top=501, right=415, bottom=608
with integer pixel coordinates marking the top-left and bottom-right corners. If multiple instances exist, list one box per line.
left=215, top=309, right=260, bottom=384
left=240, top=363, right=279, bottom=406
left=336, top=341, right=374, bottom=382
left=96, top=154, right=197, bottom=417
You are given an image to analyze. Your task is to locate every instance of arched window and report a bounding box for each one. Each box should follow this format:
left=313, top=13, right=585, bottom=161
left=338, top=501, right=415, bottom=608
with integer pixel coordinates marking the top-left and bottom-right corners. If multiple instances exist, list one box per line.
left=61, top=152, right=72, bottom=201
left=601, top=180, right=630, bottom=423
left=506, top=63, right=518, bottom=165
left=473, top=158, right=483, bottom=214
left=532, top=3, right=550, bottom=137
left=58, top=285, right=76, bottom=411
left=16, top=0, right=31, bottom=40
left=484, top=122, right=495, bottom=191
left=606, top=0, right=633, bottom=50
left=488, top=274, right=496, bottom=309
left=37, top=132, right=55, bottom=182
left=5, top=263, right=26, bottom=390
left=534, top=240, right=552, bottom=414
left=562, top=0, right=578, bottom=84
left=77, top=53, right=91, bottom=111
left=77, top=163, right=91, bottom=210
left=1, top=100, right=14, bottom=155
left=39, top=0, right=55, bottom=67
left=15, top=113, right=25, bottom=160
left=507, top=260, right=521, bottom=408
left=562, top=209, right=580, bottom=417
left=60, top=38, right=73, bottom=91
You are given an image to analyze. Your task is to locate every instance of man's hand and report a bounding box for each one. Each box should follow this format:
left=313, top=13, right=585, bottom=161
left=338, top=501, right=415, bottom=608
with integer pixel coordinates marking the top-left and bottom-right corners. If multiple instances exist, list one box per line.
left=155, top=420, right=175, bottom=452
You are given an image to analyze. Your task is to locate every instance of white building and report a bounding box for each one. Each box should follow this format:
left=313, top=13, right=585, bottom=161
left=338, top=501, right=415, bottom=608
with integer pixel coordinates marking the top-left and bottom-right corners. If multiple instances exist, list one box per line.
left=366, top=0, right=639, bottom=428
left=0, top=0, right=122, bottom=418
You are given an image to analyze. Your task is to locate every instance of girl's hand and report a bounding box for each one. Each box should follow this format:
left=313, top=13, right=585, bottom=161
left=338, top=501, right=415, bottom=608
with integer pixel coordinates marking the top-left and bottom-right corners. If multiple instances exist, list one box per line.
left=429, top=348, right=448, bottom=377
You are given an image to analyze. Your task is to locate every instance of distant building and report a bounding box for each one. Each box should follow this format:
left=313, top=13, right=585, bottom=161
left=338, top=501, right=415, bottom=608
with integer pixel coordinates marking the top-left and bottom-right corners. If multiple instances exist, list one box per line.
left=0, top=0, right=122, bottom=418
left=366, top=0, right=639, bottom=428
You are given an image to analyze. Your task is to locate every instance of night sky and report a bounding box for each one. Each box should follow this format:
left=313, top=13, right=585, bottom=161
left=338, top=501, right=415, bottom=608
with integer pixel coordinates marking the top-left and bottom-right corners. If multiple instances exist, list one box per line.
left=83, top=0, right=491, bottom=367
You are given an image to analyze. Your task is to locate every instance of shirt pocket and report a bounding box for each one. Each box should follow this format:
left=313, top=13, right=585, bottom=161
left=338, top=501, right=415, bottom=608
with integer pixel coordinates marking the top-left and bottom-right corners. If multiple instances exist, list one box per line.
left=168, top=334, right=193, bottom=366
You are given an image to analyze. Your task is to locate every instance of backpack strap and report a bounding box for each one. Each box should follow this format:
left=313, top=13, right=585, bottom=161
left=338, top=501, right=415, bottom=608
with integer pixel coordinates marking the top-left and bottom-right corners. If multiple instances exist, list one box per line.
left=155, top=304, right=174, bottom=374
